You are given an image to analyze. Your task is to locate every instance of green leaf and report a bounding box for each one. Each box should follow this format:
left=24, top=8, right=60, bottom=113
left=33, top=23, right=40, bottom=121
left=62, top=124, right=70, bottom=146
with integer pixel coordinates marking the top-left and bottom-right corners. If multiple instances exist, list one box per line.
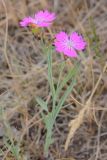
left=53, top=78, right=76, bottom=120
left=47, top=48, right=55, bottom=99
left=54, top=62, right=79, bottom=104
left=44, top=113, right=54, bottom=154
left=56, top=61, right=66, bottom=89
left=36, top=97, right=48, bottom=112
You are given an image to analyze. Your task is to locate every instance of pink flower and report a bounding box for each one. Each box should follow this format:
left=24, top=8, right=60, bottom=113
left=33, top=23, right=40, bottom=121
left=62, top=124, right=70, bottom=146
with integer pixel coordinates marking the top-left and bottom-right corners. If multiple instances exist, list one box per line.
left=20, top=17, right=35, bottom=27
left=54, top=32, right=86, bottom=57
left=20, top=10, right=56, bottom=28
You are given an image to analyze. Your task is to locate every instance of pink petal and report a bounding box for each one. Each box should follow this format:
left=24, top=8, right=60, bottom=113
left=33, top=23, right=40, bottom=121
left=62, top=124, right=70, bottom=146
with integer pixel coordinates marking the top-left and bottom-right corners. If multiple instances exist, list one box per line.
left=41, top=10, right=56, bottom=21
left=70, top=32, right=86, bottom=51
left=54, top=32, right=69, bottom=53
left=35, top=11, right=44, bottom=19
left=37, top=22, right=52, bottom=27
left=19, top=17, right=34, bottom=27
left=55, top=32, right=68, bottom=42
left=54, top=41, right=66, bottom=53
left=63, top=47, right=78, bottom=57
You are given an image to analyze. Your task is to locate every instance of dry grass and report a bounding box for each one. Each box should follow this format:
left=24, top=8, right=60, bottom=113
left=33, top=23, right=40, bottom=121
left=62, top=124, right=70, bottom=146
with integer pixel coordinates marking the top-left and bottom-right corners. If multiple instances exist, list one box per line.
left=0, top=0, right=107, bottom=159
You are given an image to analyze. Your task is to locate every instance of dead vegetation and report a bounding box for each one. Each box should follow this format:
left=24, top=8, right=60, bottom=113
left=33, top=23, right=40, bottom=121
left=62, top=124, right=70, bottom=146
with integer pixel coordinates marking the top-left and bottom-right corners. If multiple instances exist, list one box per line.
left=0, top=0, right=107, bottom=159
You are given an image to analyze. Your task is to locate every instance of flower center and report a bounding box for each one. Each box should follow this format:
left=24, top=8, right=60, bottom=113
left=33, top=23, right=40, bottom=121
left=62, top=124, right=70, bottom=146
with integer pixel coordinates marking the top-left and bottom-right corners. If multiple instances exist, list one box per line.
left=34, top=18, right=45, bottom=25
left=66, top=40, right=74, bottom=49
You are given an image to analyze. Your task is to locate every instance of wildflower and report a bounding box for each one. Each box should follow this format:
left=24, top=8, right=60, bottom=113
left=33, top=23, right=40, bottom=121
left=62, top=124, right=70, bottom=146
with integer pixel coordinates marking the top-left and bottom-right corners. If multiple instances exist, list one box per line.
left=54, top=31, right=86, bottom=57
left=20, top=10, right=56, bottom=28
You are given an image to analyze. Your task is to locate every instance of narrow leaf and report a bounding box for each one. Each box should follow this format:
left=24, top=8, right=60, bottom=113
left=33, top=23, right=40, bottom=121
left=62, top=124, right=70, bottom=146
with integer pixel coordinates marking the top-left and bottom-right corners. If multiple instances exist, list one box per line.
left=54, top=62, right=79, bottom=103
left=54, top=79, right=76, bottom=120
left=47, top=49, right=55, bottom=99
left=36, top=97, right=48, bottom=112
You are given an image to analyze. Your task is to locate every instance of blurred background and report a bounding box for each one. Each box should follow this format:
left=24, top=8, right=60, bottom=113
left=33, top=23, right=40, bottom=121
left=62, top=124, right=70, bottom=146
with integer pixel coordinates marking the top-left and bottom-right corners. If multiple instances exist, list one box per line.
left=0, top=0, right=107, bottom=159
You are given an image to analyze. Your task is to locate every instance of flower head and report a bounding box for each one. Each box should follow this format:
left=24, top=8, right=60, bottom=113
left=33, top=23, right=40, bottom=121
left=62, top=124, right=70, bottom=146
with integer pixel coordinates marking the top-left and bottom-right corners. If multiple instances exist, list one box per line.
left=54, top=31, right=86, bottom=57
left=20, top=10, right=56, bottom=28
